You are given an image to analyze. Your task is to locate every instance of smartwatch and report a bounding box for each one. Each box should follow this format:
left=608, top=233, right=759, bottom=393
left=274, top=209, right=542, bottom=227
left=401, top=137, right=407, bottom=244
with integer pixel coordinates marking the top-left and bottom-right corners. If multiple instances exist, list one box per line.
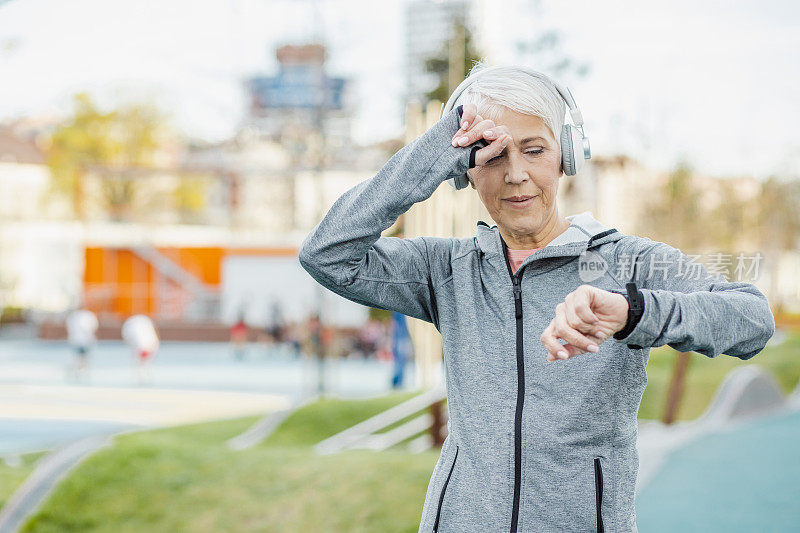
left=608, top=281, right=645, bottom=348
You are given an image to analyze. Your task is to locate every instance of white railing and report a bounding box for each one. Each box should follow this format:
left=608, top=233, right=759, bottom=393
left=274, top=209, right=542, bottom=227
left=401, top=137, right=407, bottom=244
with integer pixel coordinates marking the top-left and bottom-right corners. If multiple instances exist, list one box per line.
left=315, top=385, right=446, bottom=455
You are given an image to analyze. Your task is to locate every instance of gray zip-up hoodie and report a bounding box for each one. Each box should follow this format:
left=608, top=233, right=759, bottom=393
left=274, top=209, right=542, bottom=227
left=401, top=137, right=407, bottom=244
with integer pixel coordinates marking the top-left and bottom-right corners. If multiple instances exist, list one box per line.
left=298, top=106, right=775, bottom=532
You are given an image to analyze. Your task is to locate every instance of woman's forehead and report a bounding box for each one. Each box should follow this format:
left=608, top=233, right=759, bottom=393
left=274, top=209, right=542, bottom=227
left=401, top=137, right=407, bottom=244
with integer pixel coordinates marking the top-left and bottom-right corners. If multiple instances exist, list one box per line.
left=494, top=107, right=555, bottom=142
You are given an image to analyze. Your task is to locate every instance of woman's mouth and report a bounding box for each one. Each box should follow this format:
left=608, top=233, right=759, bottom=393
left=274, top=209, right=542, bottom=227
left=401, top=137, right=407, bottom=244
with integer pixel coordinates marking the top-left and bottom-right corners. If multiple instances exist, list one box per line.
left=502, top=195, right=537, bottom=208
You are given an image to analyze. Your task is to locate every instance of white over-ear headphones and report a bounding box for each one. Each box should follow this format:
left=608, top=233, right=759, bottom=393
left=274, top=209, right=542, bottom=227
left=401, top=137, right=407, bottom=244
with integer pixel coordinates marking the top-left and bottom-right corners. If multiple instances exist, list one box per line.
left=439, top=65, right=591, bottom=190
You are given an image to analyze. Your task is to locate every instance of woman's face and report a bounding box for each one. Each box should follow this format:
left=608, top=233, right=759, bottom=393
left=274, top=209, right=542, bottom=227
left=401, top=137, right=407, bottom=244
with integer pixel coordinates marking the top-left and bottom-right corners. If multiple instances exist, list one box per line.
left=469, top=107, right=563, bottom=244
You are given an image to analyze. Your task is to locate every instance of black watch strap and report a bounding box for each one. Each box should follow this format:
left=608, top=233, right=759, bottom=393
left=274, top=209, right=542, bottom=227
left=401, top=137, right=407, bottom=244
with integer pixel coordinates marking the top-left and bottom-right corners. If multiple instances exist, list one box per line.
left=610, top=282, right=645, bottom=345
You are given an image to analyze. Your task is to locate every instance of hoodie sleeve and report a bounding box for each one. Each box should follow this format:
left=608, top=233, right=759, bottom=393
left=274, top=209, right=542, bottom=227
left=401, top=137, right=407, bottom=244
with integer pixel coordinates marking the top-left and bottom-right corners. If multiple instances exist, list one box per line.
left=298, top=106, right=471, bottom=327
left=612, top=236, right=776, bottom=360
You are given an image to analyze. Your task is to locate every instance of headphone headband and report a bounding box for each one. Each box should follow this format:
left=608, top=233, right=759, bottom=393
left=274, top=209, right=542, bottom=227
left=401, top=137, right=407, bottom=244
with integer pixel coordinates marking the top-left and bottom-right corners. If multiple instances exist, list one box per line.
left=441, top=65, right=584, bottom=127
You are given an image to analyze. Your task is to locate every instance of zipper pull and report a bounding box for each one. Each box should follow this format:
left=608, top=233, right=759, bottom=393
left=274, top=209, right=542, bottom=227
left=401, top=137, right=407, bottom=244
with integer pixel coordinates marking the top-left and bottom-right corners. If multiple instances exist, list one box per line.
left=513, top=277, right=523, bottom=319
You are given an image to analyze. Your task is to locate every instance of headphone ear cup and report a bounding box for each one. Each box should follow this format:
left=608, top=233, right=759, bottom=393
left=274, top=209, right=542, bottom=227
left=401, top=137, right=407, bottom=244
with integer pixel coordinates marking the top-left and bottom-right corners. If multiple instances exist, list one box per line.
left=560, top=125, right=575, bottom=176
left=448, top=174, right=470, bottom=190
left=570, top=125, right=585, bottom=174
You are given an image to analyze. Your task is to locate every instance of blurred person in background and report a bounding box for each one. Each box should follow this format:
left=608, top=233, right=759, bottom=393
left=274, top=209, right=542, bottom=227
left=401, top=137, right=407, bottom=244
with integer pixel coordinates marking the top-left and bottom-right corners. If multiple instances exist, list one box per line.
left=266, top=299, right=286, bottom=347
left=390, top=311, right=414, bottom=389
left=358, top=318, right=383, bottom=359
left=65, top=306, right=98, bottom=381
left=230, top=311, right=248, bottom=361
left=376, top=320, right=393, bottom=362
left=304, top=312, right=323, bottom=359
left=284, top=320, right=302, bottom=359
left=320, top=319, right=334, bottom=356
left=299, top=63, right=775, bottom=531
left=122, top=314, right=160, bottom=385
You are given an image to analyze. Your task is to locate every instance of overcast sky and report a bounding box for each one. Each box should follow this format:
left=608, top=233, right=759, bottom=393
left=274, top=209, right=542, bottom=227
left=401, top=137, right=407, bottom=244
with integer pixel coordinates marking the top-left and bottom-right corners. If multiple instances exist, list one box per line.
left=0, top=0, right=797, bottom=178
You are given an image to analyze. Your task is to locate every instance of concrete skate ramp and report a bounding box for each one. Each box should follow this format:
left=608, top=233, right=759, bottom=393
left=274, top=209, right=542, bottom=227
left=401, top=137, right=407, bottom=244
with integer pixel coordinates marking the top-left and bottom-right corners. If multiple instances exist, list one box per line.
left=698, top=365, right=786, bottom=425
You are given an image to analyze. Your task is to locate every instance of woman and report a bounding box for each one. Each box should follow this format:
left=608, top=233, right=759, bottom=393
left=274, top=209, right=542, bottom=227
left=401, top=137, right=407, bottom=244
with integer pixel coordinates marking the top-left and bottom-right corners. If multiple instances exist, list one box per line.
left=121, top=314, right=160, bottom=385
left=66, top=306, right=98, bottom=380
left=299, top=64, right=775, bottom=532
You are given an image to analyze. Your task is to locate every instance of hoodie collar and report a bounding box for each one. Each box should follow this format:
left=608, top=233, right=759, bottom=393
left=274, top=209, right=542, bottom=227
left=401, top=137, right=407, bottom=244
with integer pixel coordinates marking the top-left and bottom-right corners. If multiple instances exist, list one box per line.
left=475, top=211, right=624, bottom=261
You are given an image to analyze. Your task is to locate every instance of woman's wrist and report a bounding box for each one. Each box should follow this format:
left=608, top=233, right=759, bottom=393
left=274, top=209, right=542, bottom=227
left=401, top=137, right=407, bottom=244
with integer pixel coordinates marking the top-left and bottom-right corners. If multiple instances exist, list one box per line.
left=609, top=283, right=645, bottom=340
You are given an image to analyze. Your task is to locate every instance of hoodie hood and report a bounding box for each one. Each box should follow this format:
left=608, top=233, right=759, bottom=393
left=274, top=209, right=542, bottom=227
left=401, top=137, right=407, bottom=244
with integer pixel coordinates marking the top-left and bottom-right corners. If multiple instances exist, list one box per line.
left=475, top=210, right=625, bottom=262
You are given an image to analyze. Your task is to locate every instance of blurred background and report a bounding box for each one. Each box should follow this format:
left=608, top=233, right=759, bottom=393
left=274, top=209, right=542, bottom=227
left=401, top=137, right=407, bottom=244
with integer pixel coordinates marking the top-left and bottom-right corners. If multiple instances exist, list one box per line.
left=0, top=0, right=798, bottom=531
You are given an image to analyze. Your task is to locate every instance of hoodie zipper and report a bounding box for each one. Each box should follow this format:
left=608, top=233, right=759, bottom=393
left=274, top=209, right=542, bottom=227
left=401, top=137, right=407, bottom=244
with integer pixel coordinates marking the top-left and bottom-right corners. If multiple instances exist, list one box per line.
left=433, top=445, right=459, bottom=532
left=510, top=272, right=525, bottom=533
left=502, top=239, right=526, bottom=533
left=594, top=457, right=605, bottom=532
left=499, top=229, right=617, bottom=532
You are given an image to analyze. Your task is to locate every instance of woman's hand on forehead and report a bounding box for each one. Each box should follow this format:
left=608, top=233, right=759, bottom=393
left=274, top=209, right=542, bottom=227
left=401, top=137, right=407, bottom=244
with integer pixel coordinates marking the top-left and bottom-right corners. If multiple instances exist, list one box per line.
left=452, top=103, right=513, bottom=167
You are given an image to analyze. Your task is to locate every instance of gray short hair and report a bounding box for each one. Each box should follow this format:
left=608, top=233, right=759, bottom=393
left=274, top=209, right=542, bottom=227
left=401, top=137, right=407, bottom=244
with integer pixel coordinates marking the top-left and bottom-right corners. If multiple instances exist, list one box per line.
left=452, top=61, right=566, bottom=149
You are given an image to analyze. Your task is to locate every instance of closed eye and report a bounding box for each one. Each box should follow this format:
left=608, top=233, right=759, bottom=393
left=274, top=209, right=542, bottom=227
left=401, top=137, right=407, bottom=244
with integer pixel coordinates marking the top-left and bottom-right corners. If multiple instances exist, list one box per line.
left=485, top=149, right=544, bottom=165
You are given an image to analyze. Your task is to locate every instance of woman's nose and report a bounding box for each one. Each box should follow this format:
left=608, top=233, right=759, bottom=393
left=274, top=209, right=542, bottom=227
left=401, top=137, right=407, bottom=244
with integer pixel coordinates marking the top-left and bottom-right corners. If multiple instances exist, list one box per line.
left=505, top=160, right=530, bottom=184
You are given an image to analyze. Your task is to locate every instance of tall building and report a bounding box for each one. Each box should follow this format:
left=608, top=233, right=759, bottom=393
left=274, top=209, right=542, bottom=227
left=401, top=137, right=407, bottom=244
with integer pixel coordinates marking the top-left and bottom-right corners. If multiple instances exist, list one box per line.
left=243, top=43, right=352, bottom=148
left=180, top=43, right=385, bottom=235
left=404, top=0, right=471, bottom=104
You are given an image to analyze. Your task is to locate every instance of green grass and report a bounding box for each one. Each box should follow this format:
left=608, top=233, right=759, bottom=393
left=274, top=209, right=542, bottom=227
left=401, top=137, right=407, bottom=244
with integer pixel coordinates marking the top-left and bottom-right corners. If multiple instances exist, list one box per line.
left=21, top=390, right=436, bottom=533
left=263, top=390, right=419, bottom=447
left=0, top=452, right=46, bottom=509
left=638, top=329, right=800, bottom=421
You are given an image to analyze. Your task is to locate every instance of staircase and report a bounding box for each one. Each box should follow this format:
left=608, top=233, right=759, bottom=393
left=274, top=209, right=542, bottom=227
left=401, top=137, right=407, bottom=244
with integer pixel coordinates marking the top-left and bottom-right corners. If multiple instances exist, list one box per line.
left=131, top=246, right=219, bottom=321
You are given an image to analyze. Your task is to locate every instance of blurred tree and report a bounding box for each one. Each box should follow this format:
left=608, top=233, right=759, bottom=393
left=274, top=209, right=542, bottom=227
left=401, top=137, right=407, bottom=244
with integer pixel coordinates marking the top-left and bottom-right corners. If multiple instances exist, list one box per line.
left=515, top=29, right=591, bottom=80
left=707, top=178, right=750, bottom=252
left=756, top=176, right=800, bottom=250
left=513, top=0, right=591, bottom=79
left=642, top=161, right=706, bottom=252
left=173, top=174, right=211, bottom=224
left=754, top=176, right=800, bottom=310
left=45, top=93, right=168, bottom=221
left=423, top=18, right=483, bottom=103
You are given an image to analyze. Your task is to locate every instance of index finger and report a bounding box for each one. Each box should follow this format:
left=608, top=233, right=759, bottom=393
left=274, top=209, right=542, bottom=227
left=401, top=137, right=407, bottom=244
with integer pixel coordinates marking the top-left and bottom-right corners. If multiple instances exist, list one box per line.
left=473, top=134, right=510, bottom=167
left=458, top=103, right=478, bottom=131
